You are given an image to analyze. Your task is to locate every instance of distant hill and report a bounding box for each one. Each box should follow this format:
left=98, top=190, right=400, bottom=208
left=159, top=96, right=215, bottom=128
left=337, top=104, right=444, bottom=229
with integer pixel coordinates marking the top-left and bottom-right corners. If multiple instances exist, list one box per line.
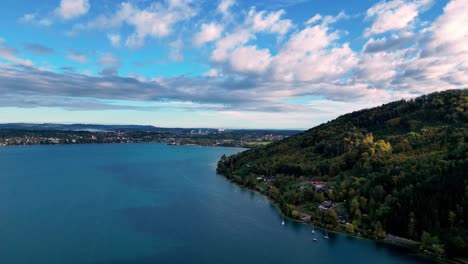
left=0, top=123, right=302, bottom=136
left=0, top=123, right=163, bottom=132
left=217, top=89, right=467, bottom=257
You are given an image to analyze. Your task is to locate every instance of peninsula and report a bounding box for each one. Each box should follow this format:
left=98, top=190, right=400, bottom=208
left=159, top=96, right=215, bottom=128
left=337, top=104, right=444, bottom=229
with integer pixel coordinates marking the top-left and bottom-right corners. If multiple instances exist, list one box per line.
left=217, top=90, right=467, bottom=259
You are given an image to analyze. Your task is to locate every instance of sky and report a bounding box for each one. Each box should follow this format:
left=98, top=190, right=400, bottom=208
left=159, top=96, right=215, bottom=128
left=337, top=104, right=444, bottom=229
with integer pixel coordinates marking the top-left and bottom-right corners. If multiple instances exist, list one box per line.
left=0, top=0, right=466, bottom=129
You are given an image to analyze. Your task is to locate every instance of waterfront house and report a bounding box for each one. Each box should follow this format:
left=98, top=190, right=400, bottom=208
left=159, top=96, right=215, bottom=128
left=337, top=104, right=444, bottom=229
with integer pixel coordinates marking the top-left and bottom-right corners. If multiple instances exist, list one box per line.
left=318, top=200, right=335, bottom=211
left=312, top=181, right=326, bottom=190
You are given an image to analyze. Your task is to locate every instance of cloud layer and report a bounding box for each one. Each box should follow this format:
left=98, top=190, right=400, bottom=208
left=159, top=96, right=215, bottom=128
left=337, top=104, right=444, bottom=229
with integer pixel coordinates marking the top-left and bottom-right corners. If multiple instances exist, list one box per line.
left=2, top=0, right=467, bottom=128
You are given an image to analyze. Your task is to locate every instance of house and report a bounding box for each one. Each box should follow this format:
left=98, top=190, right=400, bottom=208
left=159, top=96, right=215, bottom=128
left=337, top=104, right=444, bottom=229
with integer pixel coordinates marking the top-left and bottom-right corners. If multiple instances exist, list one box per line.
left=301, top=214, right=312, bottom=222
left=312, top=181, right=326, bottom=190
left=318, top=200, right=335, bottom=211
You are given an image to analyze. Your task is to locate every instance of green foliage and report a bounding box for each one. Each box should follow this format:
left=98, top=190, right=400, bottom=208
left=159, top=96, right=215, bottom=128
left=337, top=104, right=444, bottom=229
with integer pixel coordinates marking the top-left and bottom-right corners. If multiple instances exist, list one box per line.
left=346, top=223, right=356, bottom=234
left=217, top=90, right=468, bottom=257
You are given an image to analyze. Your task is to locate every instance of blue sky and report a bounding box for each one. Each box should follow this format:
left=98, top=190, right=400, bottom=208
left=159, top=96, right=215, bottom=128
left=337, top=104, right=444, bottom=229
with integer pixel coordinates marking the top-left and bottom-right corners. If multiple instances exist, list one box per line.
left=0, top=0, right=465, bottom=129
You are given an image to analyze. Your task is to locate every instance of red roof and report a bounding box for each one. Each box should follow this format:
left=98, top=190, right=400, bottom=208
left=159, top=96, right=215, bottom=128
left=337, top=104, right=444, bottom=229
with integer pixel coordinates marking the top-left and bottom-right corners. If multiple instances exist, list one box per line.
left=312, top=181, right=326, bottom=185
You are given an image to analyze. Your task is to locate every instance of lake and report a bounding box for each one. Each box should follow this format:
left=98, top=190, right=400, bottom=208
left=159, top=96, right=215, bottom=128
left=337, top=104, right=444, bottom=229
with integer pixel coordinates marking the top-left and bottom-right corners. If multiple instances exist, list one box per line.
left=0, top=144, right=432, bottom=263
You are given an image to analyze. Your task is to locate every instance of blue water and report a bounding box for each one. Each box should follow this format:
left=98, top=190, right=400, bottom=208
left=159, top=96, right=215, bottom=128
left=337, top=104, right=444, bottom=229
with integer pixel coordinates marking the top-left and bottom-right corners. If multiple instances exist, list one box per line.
left=0, top=144, right=431, bottom=264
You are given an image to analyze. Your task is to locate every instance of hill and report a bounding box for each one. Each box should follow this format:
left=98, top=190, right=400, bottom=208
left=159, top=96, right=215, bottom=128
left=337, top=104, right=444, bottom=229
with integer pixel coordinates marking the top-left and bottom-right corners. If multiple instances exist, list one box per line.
left=217, top=89, right=467, bottom=257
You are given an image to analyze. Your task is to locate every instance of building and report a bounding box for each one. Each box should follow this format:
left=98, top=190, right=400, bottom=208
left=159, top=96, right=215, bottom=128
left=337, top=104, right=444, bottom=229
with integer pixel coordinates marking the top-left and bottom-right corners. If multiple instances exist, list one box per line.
left=312, top=181, right=326, bottom=190
left=318, top=200, right=335, bottom=211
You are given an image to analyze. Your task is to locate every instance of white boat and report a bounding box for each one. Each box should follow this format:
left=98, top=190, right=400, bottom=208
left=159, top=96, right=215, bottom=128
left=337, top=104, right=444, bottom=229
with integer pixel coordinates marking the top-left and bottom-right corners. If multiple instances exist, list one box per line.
left=313, top=231, right=318, bottom=242
left=281, top=218, right=285, bottom=226
left=323, top=229, right=330, bottom=239
left=312, top=225, right=315, bottom=234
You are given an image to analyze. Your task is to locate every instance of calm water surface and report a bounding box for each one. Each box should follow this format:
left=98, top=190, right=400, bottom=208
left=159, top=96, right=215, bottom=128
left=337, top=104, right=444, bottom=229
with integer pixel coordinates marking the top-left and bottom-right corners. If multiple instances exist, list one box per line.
left=0, top=144, right=432, bottom=264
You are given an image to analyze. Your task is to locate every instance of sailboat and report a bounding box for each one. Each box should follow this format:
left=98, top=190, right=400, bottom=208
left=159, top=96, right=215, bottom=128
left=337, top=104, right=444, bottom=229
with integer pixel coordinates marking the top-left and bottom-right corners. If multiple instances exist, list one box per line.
left=323, top=229, right=330, bottom=239
left=281, top=217, right=285, bottom=226
left=313, top=231, right=318, bottom=242
left=311, top=224, right=315, bottom=234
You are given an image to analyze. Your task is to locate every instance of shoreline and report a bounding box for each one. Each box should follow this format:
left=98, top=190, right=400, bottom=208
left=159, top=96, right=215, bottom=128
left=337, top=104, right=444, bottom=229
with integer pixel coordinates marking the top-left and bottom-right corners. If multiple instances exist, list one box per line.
left=0, top=141, right=249, bottom=149
left=219, top=173, right=447, bottom=263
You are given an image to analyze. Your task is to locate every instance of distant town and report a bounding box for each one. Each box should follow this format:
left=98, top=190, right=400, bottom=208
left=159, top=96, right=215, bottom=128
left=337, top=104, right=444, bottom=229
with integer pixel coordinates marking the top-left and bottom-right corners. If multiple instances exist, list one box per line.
left=0, top=124, right=302, bottom=148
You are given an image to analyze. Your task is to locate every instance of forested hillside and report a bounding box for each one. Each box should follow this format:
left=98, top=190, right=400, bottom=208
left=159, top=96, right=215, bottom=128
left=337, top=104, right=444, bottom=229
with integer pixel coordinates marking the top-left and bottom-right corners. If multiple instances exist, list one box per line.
left=217, top=89, right=467, bottom=257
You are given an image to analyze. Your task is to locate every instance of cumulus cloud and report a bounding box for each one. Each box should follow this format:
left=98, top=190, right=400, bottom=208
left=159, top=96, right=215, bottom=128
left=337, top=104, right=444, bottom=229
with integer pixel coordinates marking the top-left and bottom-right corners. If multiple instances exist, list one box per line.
left=422, top=0, right=467, bottom=57
left=306, top=11, right=348, bottom=25
left=393, top=0, right=468, bottom=93
left=363, top=33, right=415, bottom=53
left=20, top=0, right=89, bottom=26
left=72, top=1, right=197, bottom=48
left=229, top=46, right=271, bottom=74
left=72, top=2, right=135, bottom=32
left=218, top=0, right=236, bottom=17
left=365, top=0, right=433, bottom=36
left=246, top=8, right=293, bottom=35
left=265, top=22, right=356, bottom=82
left=54, top=0, right=90, bottom=20
left=211, top=29, right=252, bottom=62
left=193, top=23, right=224, bottom=46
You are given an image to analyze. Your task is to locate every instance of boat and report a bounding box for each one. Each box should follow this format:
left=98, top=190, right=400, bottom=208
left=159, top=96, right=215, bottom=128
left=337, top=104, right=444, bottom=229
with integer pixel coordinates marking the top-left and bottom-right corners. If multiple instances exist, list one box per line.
left=313, top=231, right=318, bottom=242
left=312, top=224, right=315, bottom=234
left=281, top=217, right=285, bottom=226
left=323, top=229, right=330, bottom=239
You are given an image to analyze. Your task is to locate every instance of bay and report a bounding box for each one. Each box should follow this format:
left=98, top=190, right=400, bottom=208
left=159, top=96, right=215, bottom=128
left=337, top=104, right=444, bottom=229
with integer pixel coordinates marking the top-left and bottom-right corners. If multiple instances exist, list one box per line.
left=0, top=144, right=431, bottom=263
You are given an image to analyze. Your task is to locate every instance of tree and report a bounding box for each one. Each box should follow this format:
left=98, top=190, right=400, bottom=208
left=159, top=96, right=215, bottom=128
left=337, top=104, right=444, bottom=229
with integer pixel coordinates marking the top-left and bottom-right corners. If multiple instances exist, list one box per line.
left=408, top=212, right=416, bottom=238
left=346, top=223, right=355, bottom=234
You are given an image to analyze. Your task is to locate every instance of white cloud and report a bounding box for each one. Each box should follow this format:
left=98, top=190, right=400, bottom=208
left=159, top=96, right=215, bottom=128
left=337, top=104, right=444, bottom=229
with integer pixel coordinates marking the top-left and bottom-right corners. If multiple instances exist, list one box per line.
left=55, top=0, right=90, bottom=20
left=18, top=13, right=52, bottom=26
left=210, top=11, right=357, bottom=82
left=107, top=34, right=121, bottom=47
left=306, top=11, right=348, bottom=25
left=211, top=29, right=253, bottom=62
left=97, top=54, right=121, bottom=67
left=0, top=40, right=33, bottom=66
left=67, top=51, right=87, bottom=64
left=19, top=0, right=89, bottom=26
left=365, top=0, right=433, bottom=36
left=394, top=0, right=468, bottom=93
left=125, top=0, right=197, bottom=48
left=423, top=0, right=468, bottom=57
left=73, top=2, right=135, bottom=31
left=363, top=33, right=415, bottom=53
left=72, top=1, right=197, bottom=48
left=305, top=14, right=322, bottom=25
left=204, top=68, right=220, bottom=77
left=354, top=51, right=402, bottom=86
left=229, top=46, right=271, bottom=74
left=246, top=8, right=293, bottom=35
left=218, top=0, right=236, bottom=17
left=193, top=23, right=224, bottom=46
left=7, top=0, right=468, bottom=128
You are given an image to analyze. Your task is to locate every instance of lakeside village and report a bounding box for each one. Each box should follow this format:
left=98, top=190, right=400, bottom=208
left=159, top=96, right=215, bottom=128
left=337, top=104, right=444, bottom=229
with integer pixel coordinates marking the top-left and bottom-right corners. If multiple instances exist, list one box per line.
left=250, top=175, right=348, bottom=224
left=218, top=166, right=438, bottom=255
left=0, top=129, right=289, bottom=148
